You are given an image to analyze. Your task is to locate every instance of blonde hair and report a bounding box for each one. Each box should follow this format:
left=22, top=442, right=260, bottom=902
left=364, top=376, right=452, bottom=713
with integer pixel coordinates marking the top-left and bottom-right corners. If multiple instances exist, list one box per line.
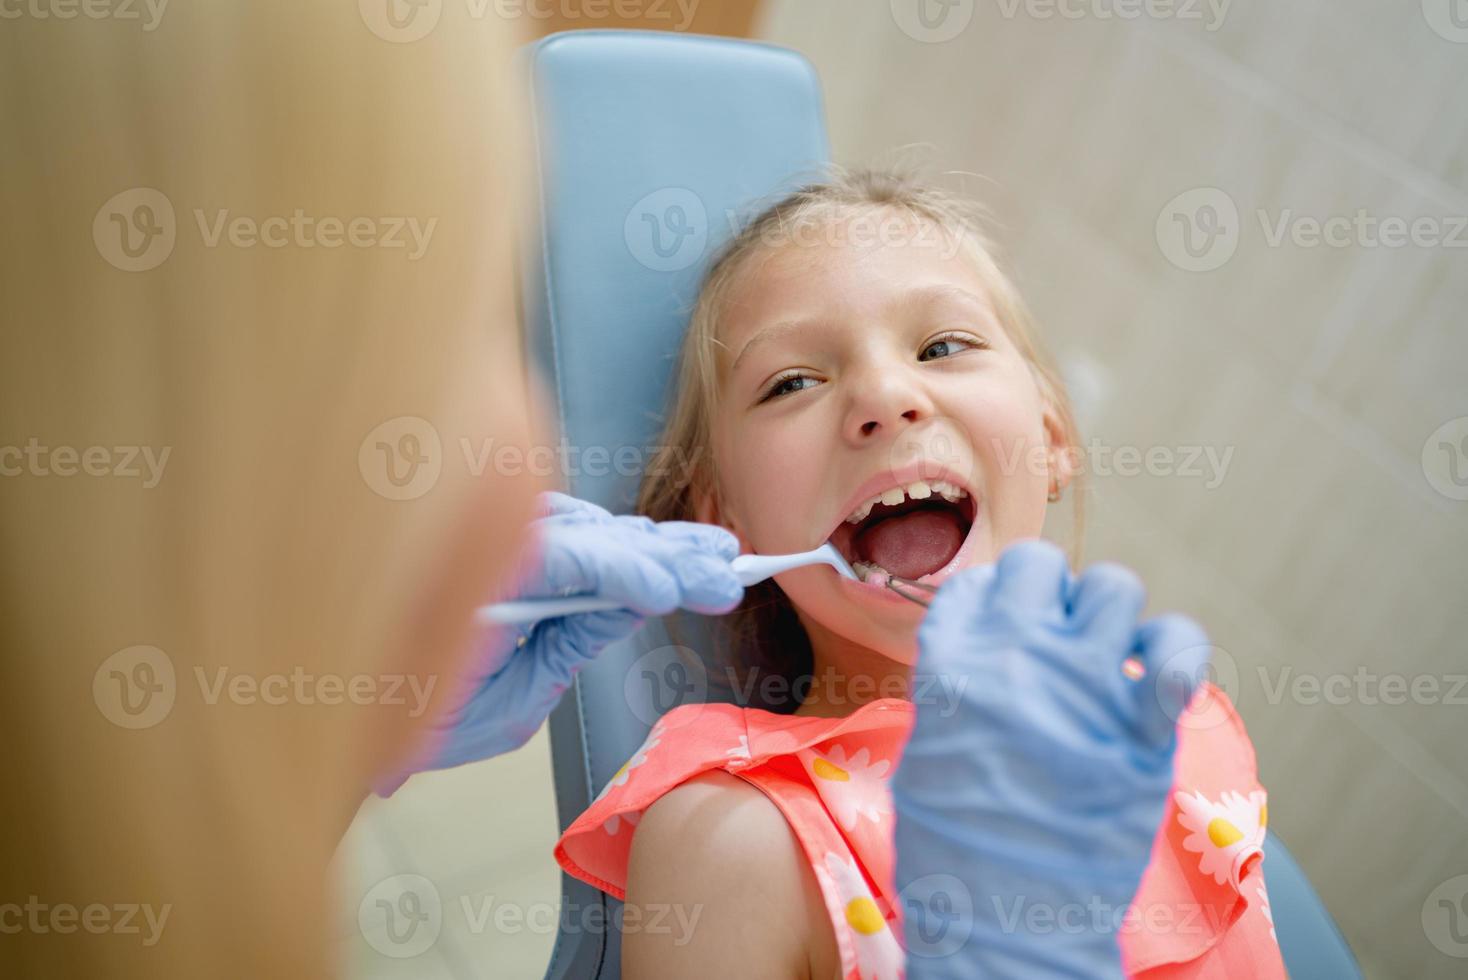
left=0, top=5, right=541, bottom=978
left=638, top=167, right=1086, bottom=693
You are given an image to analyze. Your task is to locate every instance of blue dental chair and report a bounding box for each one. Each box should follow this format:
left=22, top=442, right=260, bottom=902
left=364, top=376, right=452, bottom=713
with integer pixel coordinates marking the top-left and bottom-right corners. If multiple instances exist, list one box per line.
left=517, top=29, right=1359, bottom=980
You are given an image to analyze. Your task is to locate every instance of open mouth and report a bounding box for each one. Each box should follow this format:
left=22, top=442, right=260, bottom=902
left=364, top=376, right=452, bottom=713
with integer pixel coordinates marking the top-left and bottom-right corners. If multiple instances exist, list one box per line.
left=826, top=473, right=978, bottom=585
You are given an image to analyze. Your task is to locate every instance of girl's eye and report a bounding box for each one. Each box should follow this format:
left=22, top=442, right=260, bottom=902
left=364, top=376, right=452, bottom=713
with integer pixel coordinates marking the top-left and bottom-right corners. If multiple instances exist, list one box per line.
left=760, top=372, right=821, bottom=402
left=919, top=332, right=986, bottom=362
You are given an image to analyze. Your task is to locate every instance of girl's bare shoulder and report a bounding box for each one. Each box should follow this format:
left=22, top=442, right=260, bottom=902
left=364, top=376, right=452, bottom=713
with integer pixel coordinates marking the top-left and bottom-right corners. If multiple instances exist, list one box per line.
left=622, top=770, right=840, bottom=979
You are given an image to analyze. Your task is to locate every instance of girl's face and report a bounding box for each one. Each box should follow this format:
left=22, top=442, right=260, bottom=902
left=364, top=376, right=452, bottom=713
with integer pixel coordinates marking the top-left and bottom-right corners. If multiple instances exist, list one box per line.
left=701, top=218, right=1072, bottom=664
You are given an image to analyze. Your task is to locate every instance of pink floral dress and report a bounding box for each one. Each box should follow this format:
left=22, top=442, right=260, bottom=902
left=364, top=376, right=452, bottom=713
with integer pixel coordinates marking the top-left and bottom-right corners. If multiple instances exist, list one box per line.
left=554, top=684, right=1286, bottom=979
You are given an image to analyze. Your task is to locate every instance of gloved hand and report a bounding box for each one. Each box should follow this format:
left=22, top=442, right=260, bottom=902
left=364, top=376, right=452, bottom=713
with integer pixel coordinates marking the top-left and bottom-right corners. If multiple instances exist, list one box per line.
left=893, top=540, right=1209, bottom=979
left=375, top=491, right=743, bottom=796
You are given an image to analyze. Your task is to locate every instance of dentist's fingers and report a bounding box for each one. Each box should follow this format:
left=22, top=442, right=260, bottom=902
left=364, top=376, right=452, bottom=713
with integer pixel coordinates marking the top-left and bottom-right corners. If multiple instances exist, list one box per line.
left=537, top=490, right=613, bottom=521
left=1131, top=612, right=1211, bottom=748
left=539, top=523, right=743, bottom=615
left=917, top=562, right=996, bottom=660
left=988, top=539, right=1071, bottom=616
left=653, top=520, right=742, bottom=561
left=1066, top=561, right=1147, bottom=651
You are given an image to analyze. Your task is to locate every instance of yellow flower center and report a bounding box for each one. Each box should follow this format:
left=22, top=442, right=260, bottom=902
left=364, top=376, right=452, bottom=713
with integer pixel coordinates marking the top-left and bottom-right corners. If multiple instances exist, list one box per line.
left=1207, top=817, right=1244, bottom=848
left=812, top=758, right=850, bottom=781
left=845, top=897, right=885, bottom=935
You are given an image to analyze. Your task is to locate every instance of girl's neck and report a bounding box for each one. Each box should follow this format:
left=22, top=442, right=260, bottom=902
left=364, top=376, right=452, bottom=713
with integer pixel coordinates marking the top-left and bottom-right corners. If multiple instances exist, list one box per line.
left=792, top=611, right=914, bottom=718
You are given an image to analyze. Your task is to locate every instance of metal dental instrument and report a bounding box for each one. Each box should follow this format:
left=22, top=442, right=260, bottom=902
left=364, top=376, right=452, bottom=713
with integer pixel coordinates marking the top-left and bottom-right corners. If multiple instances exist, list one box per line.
left=885, top=573, right=938, bottom=607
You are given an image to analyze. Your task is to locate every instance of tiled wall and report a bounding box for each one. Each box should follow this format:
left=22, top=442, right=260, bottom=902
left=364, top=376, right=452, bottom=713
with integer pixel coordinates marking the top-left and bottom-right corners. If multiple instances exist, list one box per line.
left=755, top=2, right=1468, bottom=976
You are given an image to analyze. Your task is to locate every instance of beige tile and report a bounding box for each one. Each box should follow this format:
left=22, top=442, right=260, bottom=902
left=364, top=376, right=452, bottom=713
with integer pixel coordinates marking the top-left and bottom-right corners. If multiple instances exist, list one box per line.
left=337, top=728, right=560, bottom=978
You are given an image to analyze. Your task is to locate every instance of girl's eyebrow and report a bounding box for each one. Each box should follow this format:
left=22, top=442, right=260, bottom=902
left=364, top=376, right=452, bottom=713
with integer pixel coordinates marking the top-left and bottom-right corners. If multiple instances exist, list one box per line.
left=896, top=283, right=995, bottom=320
left=730, top=285, right=995, bottom=372
left=730, top=317, right=832, bottom=373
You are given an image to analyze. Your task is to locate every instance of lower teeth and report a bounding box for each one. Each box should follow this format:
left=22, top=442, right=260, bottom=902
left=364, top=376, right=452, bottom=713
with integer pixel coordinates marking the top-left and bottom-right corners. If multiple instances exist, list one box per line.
left=851, top=560, right=892, bottom=583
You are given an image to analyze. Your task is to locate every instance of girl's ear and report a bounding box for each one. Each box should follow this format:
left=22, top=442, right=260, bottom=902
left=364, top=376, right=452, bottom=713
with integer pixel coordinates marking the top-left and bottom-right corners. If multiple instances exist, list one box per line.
left=691, top=482, right=752, bottom=554
left=1041, top=399, right=1078, bottom=493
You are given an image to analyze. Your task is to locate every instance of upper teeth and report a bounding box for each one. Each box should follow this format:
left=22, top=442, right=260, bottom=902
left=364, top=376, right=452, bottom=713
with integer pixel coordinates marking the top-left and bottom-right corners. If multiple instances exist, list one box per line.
left=843, top=480, right=968, bottom=524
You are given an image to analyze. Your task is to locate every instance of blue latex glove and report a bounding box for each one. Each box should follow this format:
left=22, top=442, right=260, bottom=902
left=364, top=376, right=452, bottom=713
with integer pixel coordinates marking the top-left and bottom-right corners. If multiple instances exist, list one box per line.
left=893, top=540, right=1209, bottom=979
left=375, top=492, right=743, bottom=795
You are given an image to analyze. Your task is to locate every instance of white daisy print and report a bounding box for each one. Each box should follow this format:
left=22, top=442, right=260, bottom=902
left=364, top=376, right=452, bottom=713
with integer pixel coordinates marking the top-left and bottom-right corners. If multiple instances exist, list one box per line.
left=725, top=734, right=752, bottom=768
left=1175, top=788, right=1266, bottom=889
left=601, top=809, right=641, bottom=838
left=800, top=743, right=893, bottom=832
left=1254, top=876, right=1276, bottom=941
left=595, top=733, right=660, bottom=803
left=821, top=852, right=904, bottom=980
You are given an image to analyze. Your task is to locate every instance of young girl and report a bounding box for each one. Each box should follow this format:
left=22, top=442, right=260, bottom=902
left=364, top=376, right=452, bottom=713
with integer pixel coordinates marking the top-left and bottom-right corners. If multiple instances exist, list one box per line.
left=554, top=170, right=1283, bottom=978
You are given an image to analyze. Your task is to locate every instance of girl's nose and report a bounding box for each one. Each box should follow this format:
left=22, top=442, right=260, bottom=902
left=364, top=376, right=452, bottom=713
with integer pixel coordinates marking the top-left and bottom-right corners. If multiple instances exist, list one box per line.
left=842, top=365, right=937, bottom=443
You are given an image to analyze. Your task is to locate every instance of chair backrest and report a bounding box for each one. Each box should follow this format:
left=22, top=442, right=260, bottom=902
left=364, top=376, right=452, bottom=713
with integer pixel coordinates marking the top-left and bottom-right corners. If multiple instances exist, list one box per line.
left=516, top=29, right=829, bottom=980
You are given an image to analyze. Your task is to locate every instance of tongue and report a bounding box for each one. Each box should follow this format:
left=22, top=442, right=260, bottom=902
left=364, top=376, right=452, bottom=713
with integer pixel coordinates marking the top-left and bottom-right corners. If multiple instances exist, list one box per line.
left=854, top=507, right=966, bottom=580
